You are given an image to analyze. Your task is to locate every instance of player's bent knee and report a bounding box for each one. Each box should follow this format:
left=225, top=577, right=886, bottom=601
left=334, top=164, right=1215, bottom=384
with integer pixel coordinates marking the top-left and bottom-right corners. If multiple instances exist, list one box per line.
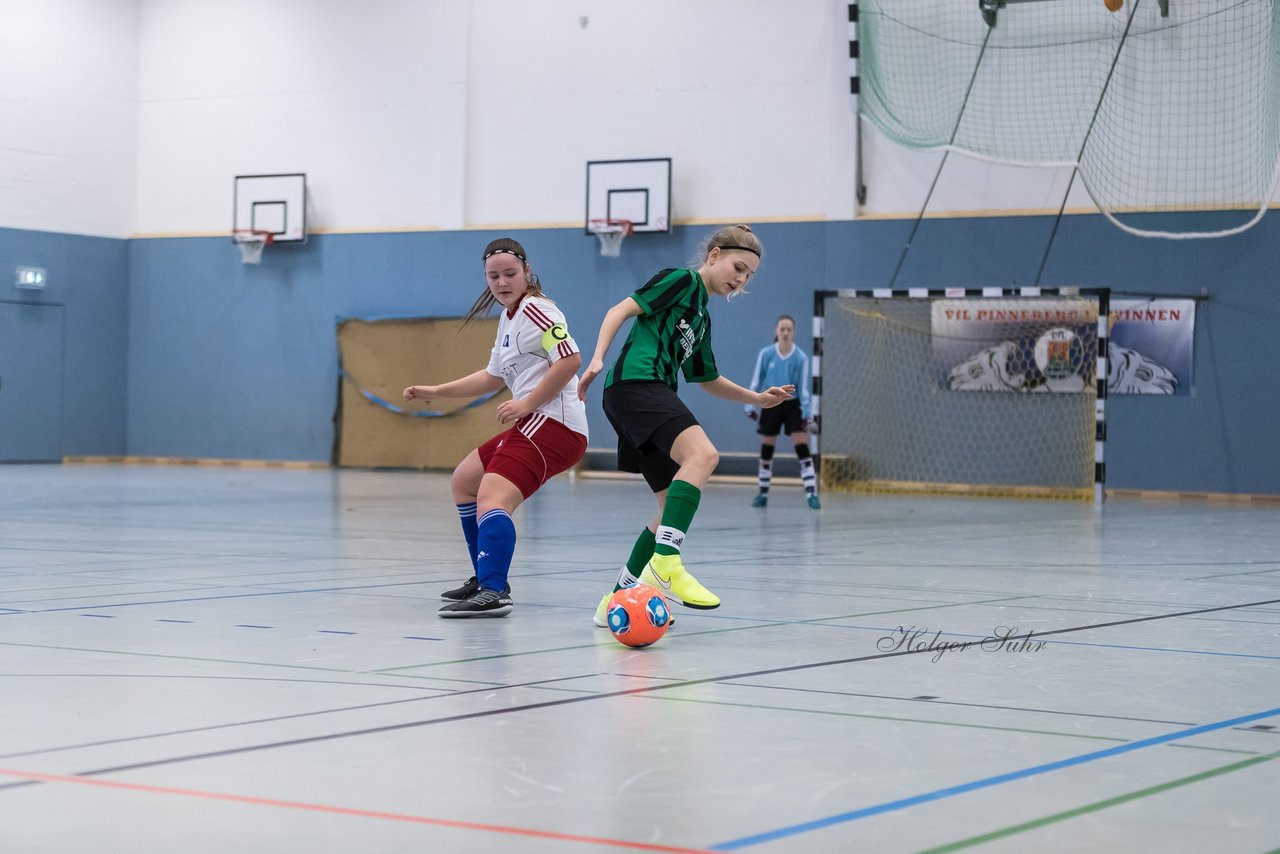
left=683, top=447, right=718, bottom=477
left=451, top=467, right=479, bottom=495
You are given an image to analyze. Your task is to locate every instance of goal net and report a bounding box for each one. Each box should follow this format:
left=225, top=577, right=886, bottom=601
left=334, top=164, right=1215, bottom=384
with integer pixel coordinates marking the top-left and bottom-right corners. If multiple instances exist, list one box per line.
left=815, top=288, right=1108, bottom=501
left=854, top=0, right=1280, bottom=238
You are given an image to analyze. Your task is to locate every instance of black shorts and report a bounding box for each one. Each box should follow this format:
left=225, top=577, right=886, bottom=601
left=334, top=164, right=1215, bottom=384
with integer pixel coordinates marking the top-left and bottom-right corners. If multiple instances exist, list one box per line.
left=758, top=398, right=804, bottom=437
left=603, top=381, right=699, bottom=493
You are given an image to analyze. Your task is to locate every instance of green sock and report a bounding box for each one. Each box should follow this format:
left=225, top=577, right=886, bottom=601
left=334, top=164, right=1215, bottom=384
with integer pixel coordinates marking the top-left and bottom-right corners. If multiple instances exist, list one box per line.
left=614, top=527, right=656, bottom=591
left=653, top=480, right=701, bottom=557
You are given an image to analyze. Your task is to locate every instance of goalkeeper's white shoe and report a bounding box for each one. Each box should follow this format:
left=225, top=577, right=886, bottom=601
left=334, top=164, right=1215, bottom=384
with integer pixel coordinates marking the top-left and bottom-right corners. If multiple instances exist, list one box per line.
left=593, top=593, right=611, bottom=628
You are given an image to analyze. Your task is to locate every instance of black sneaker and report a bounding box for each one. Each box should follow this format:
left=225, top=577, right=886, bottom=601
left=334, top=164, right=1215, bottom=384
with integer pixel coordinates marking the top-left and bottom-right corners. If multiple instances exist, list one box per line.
left=438, top=588, right=513, bottom=618
left=441, top=576, right=510, bottom=602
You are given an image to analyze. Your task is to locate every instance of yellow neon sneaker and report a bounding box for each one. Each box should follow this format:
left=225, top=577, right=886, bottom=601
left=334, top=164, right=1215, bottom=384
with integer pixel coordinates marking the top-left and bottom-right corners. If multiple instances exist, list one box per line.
left=639, top=554, right=720, bottom=610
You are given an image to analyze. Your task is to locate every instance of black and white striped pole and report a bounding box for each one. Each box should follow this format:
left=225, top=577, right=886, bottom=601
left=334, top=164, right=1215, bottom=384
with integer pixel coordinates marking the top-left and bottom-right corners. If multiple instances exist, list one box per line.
left=848, top=3, right=866, bottom=205
left=1094, top=289, right=1110, bottom=504
left=811, top=290, right=836, bottom=476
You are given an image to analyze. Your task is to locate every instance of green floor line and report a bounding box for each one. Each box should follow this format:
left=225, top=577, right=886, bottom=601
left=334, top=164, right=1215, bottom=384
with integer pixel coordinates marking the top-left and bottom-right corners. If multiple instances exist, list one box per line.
left=369, top=672, right=509, bottom=687
left=1164, top=743, right=1261, bottom=756
left=647, top=696, right=1131, bottom=743
left=683, top=596, right=1035, bottom=639
left=522, top=685, right=597, bottom=695
left=645, top=696, right=1261, bottom=757
left=916, top=750, right=1280, bottom=853
left=501, top=687, right=1257, bottom=756
left=369, top=595, right=1030, bottom=673
left=370, top=639, right=620, bottom=672
left=0, top=641, right=352, bottom=674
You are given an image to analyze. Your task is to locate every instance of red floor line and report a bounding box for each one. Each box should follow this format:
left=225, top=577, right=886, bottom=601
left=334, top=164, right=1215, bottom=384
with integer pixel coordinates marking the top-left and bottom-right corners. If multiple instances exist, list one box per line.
left=0, top=767, right=714, bottom=854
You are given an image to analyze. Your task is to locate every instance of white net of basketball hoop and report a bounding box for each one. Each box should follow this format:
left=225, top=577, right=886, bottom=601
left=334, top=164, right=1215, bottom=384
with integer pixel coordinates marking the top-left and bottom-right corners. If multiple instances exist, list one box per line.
left=232, top=230, right=273, bottom=265
left=588, top=219, right=633, bottom=257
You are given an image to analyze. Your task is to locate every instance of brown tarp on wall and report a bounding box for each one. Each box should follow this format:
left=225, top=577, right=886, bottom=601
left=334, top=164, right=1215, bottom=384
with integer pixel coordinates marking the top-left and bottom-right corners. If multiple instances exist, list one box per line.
left=336, top=316, right=505, bottom=469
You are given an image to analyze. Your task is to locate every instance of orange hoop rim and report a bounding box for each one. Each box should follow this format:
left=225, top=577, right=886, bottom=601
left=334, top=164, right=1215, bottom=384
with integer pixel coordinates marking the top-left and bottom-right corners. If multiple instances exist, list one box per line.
left=588, top=218, right=634, bottom=236
left=232, top=229, right=276, bottom=244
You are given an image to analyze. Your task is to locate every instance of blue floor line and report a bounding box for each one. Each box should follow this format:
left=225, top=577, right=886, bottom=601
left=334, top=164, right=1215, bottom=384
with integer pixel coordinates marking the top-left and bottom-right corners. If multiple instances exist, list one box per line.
left=709, top=706, right=1280, bottom=851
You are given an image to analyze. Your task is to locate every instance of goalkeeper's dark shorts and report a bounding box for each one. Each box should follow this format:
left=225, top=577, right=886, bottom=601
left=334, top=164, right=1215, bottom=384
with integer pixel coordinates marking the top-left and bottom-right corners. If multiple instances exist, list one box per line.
left=758, top=398, right=804, bottom=437
left=603, top=381, right=699, bottom=494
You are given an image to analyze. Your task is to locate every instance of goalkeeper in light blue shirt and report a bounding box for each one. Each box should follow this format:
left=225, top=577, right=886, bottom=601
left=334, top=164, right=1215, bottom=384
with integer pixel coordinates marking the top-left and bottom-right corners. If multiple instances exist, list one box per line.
left=745, top=315, right=819, bottom=508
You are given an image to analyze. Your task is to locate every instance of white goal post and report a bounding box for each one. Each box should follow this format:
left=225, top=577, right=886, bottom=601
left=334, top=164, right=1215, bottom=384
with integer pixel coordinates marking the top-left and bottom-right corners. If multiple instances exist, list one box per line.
left=812, top=287, right=1109, bottom=502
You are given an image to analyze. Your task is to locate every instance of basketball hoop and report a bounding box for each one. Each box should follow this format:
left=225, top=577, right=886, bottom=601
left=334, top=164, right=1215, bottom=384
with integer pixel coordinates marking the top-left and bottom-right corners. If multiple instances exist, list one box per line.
left=588, top=219, right=633, bottom=258
left=232, top=229, right=274, bottom=265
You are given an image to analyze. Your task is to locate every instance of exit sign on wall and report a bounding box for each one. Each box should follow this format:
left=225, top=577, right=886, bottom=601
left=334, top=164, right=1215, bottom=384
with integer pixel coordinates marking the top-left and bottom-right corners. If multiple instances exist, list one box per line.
left=16, top=267, right=46, bottom=289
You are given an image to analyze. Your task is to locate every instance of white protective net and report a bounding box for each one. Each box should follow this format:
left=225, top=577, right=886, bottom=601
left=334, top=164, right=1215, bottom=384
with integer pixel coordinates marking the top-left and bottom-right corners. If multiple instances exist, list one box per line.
left=819, top=292, right=1101, bottom=500
left=589, top=220, right=631, bottom=257
left=857, top=0, right=1280, bottom=237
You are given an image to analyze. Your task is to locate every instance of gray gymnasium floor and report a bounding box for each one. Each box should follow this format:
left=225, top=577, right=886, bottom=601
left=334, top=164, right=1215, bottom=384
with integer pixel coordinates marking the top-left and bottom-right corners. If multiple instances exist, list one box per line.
left=1, top=464, right=1277, bottom=853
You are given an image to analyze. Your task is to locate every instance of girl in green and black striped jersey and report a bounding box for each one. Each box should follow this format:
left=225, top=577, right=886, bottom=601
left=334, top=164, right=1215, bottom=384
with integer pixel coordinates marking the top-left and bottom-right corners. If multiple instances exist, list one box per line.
left=577, top=225, right=794, bottom=628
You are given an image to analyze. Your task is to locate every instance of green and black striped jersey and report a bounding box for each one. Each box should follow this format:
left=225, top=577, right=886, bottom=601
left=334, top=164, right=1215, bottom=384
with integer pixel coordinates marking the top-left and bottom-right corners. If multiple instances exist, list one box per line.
left=605, top=268, right=719, bottom=389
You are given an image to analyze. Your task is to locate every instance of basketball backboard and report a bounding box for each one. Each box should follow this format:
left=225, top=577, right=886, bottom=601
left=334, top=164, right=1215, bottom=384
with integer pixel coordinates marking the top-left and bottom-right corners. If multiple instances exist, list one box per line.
left=233, top=173, right=307, bottom=243
left=585, top=158, right=671, bottom=234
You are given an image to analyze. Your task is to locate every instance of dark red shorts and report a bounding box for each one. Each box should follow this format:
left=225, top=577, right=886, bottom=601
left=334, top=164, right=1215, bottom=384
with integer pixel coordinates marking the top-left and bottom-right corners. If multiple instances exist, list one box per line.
left=477, top=414, right=587, bottom=499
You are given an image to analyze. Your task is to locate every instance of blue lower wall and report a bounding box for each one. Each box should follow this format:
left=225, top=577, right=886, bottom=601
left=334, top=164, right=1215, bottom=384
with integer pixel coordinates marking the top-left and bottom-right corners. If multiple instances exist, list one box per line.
left=7, top=212, right=1277, bottom=494
left=822, top=212, right=1280, bottom=494
left=0, top=227, right=128, bottom=457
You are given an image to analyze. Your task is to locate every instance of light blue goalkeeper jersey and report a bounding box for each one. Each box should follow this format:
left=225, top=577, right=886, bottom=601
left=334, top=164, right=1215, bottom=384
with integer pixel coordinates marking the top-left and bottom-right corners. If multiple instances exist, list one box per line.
left=747, top=344, right=811, bottom=418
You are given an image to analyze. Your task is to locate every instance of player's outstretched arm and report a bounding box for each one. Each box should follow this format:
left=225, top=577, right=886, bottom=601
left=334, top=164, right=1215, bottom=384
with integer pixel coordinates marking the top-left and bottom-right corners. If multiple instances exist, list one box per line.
left=578, top=297, right=643, bottom=401
left=497, top=353, right=581, bottom=424
left=699, top=375, right=794, bottom=408
left=757, top=385, right=795, bottom=409
left=403, top=369, right=505, bottom=403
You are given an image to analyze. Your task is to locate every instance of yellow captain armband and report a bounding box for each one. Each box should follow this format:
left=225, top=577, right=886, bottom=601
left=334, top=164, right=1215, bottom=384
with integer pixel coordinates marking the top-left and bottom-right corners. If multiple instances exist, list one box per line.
left=541, top=324, right=570, bottom=352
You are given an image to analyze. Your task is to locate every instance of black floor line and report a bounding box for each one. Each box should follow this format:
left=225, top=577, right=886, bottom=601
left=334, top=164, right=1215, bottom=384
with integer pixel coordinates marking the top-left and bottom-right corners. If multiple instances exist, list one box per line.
left=4, top=595, right=1275, bottom=789
left=0, top=672, right=595, bottom=766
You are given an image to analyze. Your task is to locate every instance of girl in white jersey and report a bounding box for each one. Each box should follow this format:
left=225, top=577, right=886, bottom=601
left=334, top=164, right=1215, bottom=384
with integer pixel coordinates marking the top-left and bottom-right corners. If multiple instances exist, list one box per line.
left=403, top=238, right=588, bottom=617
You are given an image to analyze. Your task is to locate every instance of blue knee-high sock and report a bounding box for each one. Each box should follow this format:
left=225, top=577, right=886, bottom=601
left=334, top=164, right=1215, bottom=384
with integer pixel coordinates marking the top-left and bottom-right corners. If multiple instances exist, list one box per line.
left=476, top=508, right=516, bottom=593
left=457, top=502, right=479, bottom=574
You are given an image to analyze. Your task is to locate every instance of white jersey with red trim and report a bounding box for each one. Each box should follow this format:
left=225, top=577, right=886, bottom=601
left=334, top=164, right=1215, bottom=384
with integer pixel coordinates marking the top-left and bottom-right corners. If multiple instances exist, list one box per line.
left=487, top=295, right=588, bottom=438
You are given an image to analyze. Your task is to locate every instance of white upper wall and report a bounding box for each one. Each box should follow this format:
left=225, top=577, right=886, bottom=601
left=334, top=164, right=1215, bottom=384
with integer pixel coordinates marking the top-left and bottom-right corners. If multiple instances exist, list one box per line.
left=462, top=0, right=858, bottom=228
left=135, top=0, right=446, bottom=236
left=133, top=0, right=864, bottom=236
left=4, top=0, right=1269, bottom=238
left=0, top=0, right=138, bottom=238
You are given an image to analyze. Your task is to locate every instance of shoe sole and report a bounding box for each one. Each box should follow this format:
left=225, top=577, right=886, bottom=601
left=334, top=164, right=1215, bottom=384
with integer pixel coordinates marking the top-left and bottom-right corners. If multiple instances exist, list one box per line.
left=665, top=598, right=718, bottom=610
left=438, top=605, right=513, bottom=618
left=639, top=570, right=720, bottom=610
